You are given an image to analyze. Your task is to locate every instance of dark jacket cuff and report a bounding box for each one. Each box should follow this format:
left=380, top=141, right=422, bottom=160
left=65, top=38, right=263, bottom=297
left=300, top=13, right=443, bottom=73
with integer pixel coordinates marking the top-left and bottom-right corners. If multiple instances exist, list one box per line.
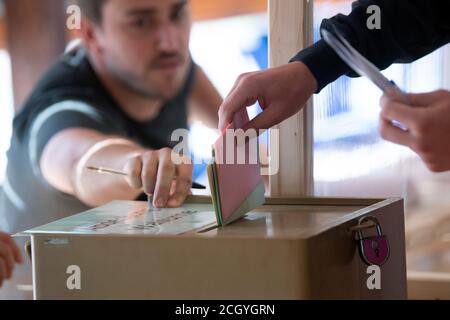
left=289, top=39, right=350, bottom=93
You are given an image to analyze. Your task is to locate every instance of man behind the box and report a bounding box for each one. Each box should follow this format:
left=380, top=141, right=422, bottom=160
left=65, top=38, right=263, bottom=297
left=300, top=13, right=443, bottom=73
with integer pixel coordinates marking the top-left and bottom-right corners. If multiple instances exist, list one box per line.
left=0, top=0, right=222, bottom=234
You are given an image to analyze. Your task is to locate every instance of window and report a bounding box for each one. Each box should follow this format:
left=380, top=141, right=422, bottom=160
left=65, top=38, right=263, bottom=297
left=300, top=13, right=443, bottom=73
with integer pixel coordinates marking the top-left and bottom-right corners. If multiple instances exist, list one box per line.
left=312, top=0, right=450, bottom=212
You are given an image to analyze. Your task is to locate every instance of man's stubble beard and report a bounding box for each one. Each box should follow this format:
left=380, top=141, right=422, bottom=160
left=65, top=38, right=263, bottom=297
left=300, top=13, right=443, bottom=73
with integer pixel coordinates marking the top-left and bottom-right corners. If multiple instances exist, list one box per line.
left=108, top=62, right=166, bottom=99
left=106, top=56, right=188, bottom=101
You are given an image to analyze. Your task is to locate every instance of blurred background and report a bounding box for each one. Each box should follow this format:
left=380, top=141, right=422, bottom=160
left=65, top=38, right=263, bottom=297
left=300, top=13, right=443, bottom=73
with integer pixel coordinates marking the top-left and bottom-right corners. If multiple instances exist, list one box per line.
left=1, top=0, right=450, bottom=204
left=1, top=0, right=450, bottom=298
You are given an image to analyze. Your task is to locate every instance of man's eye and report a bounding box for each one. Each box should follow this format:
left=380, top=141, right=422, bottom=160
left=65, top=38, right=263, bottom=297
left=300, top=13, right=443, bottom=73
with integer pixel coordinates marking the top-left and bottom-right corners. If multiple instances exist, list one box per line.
left=133, top=19, right=145, bottom=27
left=171, top=7, right=187, bottom=22
left=132, top=18, right=152, bottom=28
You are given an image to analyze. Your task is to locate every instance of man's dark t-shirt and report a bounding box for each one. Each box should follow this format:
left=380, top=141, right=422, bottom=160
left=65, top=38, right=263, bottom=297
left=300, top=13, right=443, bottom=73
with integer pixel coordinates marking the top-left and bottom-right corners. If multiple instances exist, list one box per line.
left=0, top=48, right=196, bottom=234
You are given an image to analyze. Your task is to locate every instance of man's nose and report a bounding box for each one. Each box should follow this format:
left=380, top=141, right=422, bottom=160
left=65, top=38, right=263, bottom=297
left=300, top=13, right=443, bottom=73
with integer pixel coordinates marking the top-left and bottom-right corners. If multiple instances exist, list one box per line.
left=155, top=23, right=178, bottom=52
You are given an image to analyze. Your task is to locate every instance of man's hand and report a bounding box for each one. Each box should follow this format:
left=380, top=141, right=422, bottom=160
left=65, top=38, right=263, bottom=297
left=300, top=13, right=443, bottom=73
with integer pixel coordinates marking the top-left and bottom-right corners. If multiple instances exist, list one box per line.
left=218, top=61, right=318, bottom=132
left=123, top=148, right=193, bottom=208
left=380, top=89, right=450, bottom=172
left=0, top=232, right=23, bottom=287
left=42, top=129, right=194, bottom=208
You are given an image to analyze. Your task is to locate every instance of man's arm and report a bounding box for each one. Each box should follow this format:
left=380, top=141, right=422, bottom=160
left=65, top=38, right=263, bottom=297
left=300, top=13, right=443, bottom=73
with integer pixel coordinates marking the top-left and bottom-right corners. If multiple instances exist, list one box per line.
left=291, top=0, right=450, bottom=92
left=188, top=67, right=222, bottom=129
left=41, top=128, right=193, bottom=208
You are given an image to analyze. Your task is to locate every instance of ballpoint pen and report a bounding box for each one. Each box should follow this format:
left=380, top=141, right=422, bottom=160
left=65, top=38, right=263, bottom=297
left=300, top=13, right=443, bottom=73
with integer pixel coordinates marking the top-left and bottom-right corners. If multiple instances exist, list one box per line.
left=322, top=28, right=410, bottom=130
left=322, top=28, right=407, bottom=97
left=86, top=166, right=206, bottom=208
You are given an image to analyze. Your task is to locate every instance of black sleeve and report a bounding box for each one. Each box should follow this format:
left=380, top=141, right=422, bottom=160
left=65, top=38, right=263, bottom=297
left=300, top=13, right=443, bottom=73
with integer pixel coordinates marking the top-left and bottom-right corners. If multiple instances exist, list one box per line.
left=290, top=0, right=450, bottom=92
left=30, top=100, right=120, bottom=167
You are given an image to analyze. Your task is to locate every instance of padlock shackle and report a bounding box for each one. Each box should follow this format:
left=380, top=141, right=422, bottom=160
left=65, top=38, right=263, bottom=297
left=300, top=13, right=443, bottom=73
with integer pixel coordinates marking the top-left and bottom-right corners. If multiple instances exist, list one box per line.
left=356, top=216, right=383, bottom=239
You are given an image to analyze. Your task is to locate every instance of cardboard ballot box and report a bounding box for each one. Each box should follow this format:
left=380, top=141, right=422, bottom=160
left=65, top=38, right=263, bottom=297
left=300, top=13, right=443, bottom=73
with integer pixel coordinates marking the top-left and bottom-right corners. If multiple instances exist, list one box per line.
left=23, top=196, right=407, bottom=300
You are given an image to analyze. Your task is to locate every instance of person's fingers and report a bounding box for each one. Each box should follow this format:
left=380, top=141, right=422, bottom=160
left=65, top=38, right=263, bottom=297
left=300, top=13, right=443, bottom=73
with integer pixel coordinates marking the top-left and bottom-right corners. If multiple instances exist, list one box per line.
left=379, top=116, right=413, bottom=147
left=169, top=180, right=177, bottom=196
left=406, top=90, right=450, bottom=106
left=0, top=258, right=7, bottom=287
left=153, top=149, right=176, bottom=208
left=11, top=239, right=24, bottom=263
left=141, top=151, right=159, bottom=196
left=219, top=82, right=258, bottom=131
left=124, top=156, right=143, bottom=189
left=0, top=243, right=14, bottom=279
left=0, top=232, right=10, bottom=242
left=8, top=239, right=22, bottom=264
left=0, top=233, right=22, bottom=264
left=227, top=72, right=251, bottom=97
left=167, top=164, right=193, bottom=208
left=380, top=95, right=420, bottom=129
left=384, top=87, right=409, bottom=103
left=243, top=102, right=290, bottom=132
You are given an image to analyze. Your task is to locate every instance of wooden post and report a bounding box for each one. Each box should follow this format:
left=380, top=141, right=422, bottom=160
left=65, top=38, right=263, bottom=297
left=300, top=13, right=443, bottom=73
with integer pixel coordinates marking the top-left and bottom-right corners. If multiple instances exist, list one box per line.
left=0, top=4, right=5, bottom=49
left=191, top=0, right=266, bottom=21
left=268, top=0, right=314, bottom=197
left=5, top=0, right=66, bottom=111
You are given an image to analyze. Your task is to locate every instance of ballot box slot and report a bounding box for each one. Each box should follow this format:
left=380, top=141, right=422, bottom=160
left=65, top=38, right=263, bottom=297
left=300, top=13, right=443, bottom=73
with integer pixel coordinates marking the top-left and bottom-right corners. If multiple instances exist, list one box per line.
left=196, top=225, right=220, bottom=234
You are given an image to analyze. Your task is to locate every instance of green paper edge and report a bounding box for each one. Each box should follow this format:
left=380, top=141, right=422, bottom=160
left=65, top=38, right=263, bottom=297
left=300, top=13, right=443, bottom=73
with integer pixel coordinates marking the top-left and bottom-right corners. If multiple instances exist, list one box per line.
left=206, top=164, right=220, bottom=227
left=211, top=162, right=223, bottom=226
left=224, top=179, right=266, bottom=226
left=210, top=149, right=223, bottom=227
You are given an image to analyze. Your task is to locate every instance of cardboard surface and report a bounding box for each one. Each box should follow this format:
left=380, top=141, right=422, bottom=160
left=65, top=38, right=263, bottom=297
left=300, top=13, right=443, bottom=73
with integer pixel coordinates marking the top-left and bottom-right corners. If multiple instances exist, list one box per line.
left=21, top=201, right=216, bottom=236
left=25, top=197, right=407, bottom=300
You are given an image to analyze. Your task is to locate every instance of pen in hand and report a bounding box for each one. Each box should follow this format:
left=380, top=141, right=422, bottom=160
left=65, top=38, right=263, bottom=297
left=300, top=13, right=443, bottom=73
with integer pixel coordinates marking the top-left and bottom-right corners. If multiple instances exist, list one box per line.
left=86, top=166, right=206, bottom=208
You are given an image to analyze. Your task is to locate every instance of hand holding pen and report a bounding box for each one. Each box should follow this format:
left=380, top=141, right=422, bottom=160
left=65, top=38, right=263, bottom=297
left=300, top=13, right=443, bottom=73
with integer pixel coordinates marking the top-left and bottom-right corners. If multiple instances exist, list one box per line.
left=87, top=149, right=205, bottom=209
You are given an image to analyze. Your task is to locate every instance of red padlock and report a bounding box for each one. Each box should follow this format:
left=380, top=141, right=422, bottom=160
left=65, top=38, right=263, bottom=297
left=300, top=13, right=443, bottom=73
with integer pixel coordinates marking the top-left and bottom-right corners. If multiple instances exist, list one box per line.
left=356, top=216, right=390, bottom=266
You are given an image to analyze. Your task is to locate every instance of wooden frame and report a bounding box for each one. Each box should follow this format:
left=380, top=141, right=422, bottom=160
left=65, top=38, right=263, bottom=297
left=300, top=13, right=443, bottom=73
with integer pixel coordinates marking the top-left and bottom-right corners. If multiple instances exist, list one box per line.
left=191, top=0, right=266, bottom=21
left=407, top=240, right=450, bottom=299
left=268, top=0, right=314, bottom=197
left=5, top=0, right=66, bottom=110
left=0, top=15, right=5, bottom=49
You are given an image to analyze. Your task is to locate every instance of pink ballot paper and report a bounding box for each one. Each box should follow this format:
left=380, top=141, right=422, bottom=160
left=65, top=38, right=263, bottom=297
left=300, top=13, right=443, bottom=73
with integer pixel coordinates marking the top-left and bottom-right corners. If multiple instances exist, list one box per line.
left=207, top=108, right=265, bottom=226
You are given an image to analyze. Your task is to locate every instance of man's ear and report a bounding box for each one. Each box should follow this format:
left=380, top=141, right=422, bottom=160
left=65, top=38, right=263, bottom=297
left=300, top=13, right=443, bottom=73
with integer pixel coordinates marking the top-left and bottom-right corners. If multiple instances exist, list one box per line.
left=80, top=18, right=104, bottom=58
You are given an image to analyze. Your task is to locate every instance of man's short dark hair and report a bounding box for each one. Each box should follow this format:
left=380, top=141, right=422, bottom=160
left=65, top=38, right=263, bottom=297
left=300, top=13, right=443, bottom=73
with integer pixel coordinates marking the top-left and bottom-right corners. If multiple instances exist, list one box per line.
left=77, top=0, right=107, bottom=24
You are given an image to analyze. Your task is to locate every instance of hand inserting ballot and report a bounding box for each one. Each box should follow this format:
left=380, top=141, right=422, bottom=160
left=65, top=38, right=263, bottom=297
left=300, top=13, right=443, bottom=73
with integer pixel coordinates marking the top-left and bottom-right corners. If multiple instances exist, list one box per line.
left=218, top=62, right=317, bottom=132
